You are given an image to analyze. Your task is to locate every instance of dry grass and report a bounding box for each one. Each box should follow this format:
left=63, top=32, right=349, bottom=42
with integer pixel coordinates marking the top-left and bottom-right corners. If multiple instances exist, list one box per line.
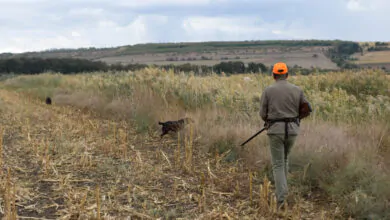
left=0, top=68, right=389, bottom=219
left=353, top=51, right=390, bottom=64
left=0, top=89, right=335, bottom=219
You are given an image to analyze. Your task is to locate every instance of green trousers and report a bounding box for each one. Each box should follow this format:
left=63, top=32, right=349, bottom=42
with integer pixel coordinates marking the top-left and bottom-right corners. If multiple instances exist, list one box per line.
left=268, top=134, right=297, bottom=203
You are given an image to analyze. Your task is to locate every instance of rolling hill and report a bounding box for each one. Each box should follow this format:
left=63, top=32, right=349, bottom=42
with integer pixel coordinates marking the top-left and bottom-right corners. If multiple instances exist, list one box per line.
left=1, top=40, right=389, bottom=71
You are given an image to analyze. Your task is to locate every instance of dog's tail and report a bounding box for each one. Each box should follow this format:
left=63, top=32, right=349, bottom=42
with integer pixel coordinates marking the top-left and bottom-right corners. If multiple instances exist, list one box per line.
left=158, top=121, right=163, bottom=125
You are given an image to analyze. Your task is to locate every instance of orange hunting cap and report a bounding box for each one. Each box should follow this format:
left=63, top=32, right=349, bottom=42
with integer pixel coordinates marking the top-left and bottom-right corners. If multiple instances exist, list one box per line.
left=272, top=62, right=288, bottom=74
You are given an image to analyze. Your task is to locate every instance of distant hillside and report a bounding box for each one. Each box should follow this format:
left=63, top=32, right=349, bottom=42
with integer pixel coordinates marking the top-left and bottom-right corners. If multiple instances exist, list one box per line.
left=0, top=40, right=338, bottom=58
left=351, top=41, right=390, bottom=71
left=1, top=39, right=385, bottom=71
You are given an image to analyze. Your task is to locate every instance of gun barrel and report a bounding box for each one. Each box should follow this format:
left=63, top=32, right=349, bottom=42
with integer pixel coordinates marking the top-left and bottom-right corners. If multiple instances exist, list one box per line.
left=240, top=127, right=266, bottom=146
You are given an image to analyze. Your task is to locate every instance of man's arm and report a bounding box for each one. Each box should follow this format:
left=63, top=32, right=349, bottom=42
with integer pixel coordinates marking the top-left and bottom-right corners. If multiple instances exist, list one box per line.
left=299, top=90, right=312, bottom=119
left=259, top=89, right=268, bottom=121
left=299, top=89, right=307, bottom=103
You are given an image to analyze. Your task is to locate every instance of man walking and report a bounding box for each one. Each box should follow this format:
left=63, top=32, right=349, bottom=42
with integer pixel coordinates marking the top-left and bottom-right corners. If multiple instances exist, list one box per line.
left=259, top=62, right=312, bottom=209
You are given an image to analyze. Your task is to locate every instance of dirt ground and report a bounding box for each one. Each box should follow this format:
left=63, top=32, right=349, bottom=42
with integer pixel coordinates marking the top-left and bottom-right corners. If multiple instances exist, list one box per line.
left=0, top=88, right=340, bottom=219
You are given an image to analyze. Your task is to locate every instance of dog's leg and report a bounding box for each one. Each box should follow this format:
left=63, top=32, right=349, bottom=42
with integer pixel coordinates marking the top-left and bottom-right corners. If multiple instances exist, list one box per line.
left=160, top=130, right=168, bottom=139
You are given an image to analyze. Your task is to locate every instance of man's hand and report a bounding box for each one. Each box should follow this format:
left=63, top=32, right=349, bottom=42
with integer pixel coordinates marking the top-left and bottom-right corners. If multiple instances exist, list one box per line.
left=299, top=102, right=312, bottom=120
left=263, top=121, right=269, bottom=129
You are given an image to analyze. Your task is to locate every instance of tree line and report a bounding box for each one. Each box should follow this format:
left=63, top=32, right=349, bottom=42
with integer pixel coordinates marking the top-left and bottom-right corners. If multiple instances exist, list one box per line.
left=0, top=57, right=107, bottom=74
left=0, top=57, right=272, bottom=75
left=0, top=55, right=354, bottom=77
left=324, top=41, right=362, bottom=69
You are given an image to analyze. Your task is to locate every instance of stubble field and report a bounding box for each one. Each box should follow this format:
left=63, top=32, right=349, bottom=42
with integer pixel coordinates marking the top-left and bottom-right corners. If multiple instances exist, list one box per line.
left=0, top=68, right=389, bottom=219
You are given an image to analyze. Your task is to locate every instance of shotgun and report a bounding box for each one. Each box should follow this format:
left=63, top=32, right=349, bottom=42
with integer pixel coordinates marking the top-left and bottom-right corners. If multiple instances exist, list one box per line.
left=240, top=127, right=267, bottom=146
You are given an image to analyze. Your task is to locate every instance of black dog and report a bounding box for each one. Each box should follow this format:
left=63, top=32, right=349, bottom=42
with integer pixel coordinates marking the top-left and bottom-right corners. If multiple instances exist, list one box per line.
left=45, top=97, right=52, bottom=105
left=158, top=117, right=194, bottom=138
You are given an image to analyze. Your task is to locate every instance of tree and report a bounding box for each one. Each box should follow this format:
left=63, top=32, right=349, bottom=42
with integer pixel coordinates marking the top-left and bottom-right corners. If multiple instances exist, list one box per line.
left=246, top=62, right=268, bottom=73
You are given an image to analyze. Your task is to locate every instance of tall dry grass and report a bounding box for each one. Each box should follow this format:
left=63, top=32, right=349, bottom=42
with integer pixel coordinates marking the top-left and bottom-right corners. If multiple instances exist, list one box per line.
left=1, top=68, right=389, bottom=218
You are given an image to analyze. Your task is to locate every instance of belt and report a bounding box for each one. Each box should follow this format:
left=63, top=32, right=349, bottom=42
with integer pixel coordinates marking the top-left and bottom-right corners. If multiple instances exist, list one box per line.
left=266, top=117, right=299, bottom=160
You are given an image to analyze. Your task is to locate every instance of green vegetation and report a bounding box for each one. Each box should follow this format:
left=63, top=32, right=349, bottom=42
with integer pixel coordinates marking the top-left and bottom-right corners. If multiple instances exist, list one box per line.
left=1, top=39, right=390, bottom=219
left=0, top=57, right=320, bottom=76
left=0, top=57, right=272, bottom=75
left=1, top=68, right=390, bottom=219
left=1, top=40, right=374, bottom=74
left=0, top=55, right=358, bottom=77
left=324, top=41, right=362, bottom=69
left=367, top=47, right=390, bottom=52
left=0, top=39, right=347, bottom=58
left=0, top=57, right=108, bottom=74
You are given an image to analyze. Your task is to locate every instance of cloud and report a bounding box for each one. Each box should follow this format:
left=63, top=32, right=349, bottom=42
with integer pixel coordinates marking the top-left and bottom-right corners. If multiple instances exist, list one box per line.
left=346, top=0, right=390, bottom=12
left=115, top=0, right=215, bottom=7
left=71, top=31, right=81, bottom=37
left=0, top=34, right=92, bottom=53
left=0, top=0, right=389, bottom=53
left=347, top=1, right=365, bottom=11
left=68, top=8, right=104, bottom=16
left=181, top=16, right=316, bottom=41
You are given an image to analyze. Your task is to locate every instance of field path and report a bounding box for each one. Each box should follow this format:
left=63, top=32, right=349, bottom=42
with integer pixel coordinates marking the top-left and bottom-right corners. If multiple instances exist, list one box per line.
left=0, top=89, right=337, bottom=219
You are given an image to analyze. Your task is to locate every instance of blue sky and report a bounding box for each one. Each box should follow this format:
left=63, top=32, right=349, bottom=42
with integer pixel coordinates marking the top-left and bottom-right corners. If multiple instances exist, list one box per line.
left=0, top=0, right=389, bottom=53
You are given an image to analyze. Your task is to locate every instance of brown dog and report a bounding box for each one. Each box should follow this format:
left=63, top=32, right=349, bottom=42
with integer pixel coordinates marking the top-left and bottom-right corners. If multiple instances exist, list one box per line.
left=158, top=117, right=194, bottom=138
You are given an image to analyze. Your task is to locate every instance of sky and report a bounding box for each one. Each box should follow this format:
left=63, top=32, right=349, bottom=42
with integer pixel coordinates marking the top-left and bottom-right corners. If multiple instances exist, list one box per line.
left=0, top=0, right=389, bottom=53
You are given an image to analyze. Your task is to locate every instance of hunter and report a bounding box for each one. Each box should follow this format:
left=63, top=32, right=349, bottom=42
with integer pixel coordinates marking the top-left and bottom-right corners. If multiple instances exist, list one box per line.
left=259, top=62, right=312, bottom=209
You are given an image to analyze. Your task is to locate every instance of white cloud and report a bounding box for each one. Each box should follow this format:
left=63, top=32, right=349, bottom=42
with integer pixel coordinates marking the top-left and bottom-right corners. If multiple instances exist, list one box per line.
left=346, top=0, right=369, bottom=11
left=345, top=0, right=390, bottom=12
left=115, top=0, right=213, bottom=7
left=0, top=0, right=49, bottom=3
left=182, top=16, right=268, bottom=41
left=69, top=8, right=104, bottom=16
left=182, top=16, right=315, bottom=41
left=80, top=15, right=155, bottom=47
left=98, top=20, right=117, bottom=28
left=272, top=30, right=282, bottom=35
left=71, top=31, right=81, bottom=37
left=0, top=14, right=171, bottom=52
left=0, top=35, right=92, bottom=53
left=183, top=16, right=265, bottom=33
left=1, top=0, right=390, bottom=53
